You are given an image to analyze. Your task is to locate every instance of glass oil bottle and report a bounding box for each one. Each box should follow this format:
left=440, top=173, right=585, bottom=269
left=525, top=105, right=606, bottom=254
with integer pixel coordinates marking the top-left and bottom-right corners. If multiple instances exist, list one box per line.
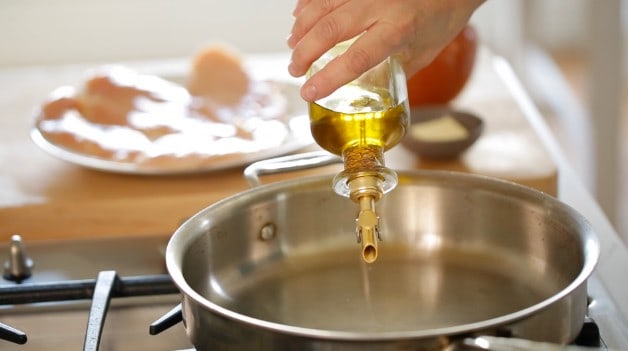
left=307, top=39, right=409, bottom=263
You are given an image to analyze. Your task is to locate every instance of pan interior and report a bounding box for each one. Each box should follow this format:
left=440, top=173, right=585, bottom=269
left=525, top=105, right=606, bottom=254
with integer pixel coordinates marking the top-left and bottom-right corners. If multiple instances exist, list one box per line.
left=201, top=243, right=564, bottom=333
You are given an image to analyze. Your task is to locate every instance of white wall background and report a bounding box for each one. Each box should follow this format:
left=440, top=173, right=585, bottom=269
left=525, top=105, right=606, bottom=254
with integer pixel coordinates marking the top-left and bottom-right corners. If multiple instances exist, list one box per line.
left=0, top=0, right=606, bottom=67
left=0, top=0, right=296, bottom=66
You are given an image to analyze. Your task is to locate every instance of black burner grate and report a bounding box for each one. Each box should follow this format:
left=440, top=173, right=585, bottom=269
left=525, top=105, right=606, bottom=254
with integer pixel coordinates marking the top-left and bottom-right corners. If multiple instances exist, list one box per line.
left=0, top=271, right=178, bottom=349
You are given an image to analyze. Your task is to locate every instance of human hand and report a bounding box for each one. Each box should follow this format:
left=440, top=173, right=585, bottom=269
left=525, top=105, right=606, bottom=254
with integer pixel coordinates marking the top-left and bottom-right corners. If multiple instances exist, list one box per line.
left=287, top=0, right=484, bottom=102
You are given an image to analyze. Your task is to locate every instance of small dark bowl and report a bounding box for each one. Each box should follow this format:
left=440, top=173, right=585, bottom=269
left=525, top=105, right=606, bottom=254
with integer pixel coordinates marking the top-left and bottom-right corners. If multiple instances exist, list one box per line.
left=401, top=106, right=484, bottom=160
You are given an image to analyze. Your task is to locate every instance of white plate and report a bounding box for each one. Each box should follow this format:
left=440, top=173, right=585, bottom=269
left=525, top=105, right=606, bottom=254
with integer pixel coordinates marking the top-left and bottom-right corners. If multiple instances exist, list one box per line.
left=31, top=80, right=314, bottom=175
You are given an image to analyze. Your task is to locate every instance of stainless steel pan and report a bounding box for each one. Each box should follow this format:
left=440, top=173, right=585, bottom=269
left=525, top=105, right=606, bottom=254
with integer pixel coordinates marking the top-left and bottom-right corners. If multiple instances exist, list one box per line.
left=166, top=152, right=599, bottom=350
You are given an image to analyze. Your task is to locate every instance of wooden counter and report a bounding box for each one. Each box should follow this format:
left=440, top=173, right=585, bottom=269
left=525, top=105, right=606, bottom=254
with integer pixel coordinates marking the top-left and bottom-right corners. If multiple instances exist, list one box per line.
left=0, top=49, right=557, bottom=241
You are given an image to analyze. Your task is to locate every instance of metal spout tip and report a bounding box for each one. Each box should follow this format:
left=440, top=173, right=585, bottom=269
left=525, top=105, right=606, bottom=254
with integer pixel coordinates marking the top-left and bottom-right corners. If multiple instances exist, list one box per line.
left=360, top=226, right=378, bottom=263
left=362, top=244, right=377, bottom=264
left=356, top=203, right=380, bottom=263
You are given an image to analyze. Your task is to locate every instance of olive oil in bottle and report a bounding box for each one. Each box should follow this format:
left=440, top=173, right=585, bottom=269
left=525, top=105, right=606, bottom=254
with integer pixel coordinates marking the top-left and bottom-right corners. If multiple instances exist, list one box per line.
left=309, top=86, right=408, bottom=156
left=307, top=52, right=409, bottom=263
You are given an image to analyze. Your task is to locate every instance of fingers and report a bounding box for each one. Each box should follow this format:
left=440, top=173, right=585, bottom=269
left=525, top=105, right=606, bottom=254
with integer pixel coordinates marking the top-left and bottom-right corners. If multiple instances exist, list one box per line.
left=292, top=0, right=313, bottom=16
left=288, top=0, right=486, bottom=102
left=288, top=0, right=366, bottom=77
left=300, top=23, right=398, bottom=102
left=288, top=0, right=417, bottom=102
left=288, top=0, right=350, bottom=49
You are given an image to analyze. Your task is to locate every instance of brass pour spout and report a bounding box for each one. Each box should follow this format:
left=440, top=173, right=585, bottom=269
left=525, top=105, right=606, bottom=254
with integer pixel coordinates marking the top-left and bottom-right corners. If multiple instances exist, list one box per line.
left=349, top=174, right=383, bottom=263
left=356, top=195, right=380, bottom=263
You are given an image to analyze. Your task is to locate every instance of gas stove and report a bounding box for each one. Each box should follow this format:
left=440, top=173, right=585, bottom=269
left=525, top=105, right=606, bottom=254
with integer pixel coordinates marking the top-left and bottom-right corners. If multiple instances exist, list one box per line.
left=0, top=235, right=193, bottom=351
left=1, top=232, right=628, bottom=351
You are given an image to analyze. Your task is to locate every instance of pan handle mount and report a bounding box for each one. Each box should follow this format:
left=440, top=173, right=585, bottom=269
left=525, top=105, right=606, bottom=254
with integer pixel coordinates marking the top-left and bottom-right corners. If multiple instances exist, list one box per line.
left=244, top=151, right=342, bottom=188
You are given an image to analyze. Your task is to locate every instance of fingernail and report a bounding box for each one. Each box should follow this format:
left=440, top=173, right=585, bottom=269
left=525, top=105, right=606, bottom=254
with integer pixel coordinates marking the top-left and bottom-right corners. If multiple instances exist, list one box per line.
left=302, top=84, right=318, bottom=102
left=288, top=61, right=298, bottom=77
left=286, top=34, right=295, bottom=49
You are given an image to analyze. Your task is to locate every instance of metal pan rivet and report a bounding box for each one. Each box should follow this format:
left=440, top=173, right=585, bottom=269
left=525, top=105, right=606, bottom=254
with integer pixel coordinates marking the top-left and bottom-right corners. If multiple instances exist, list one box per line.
left=259, top=223, right=277, bottom=241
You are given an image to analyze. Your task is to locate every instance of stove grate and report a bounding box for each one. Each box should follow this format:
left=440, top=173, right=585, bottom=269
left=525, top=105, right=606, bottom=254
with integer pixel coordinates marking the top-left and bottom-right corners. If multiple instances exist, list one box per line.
left=0, top=270, right=178, bottom=349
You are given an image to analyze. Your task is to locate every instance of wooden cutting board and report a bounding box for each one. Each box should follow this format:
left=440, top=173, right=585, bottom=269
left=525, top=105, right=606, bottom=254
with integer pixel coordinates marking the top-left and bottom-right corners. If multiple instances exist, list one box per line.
left=0, top=49, right=556, bottom=242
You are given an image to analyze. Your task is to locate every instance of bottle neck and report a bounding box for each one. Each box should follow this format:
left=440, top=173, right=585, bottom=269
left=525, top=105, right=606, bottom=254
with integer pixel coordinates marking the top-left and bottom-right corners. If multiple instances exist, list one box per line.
left=331, top=144, right=398, bottom=200
left=342, top=144, right=384, bottom=172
